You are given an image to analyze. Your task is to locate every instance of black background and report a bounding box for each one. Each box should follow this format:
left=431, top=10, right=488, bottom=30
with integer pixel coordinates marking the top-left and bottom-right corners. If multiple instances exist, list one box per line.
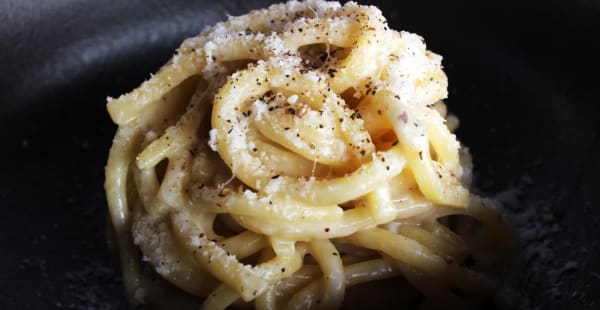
left=0, top=0, right=599, bottom=308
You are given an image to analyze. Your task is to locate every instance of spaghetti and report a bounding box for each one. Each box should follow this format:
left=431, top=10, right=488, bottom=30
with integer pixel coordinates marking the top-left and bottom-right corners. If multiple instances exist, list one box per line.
left=105, top=1, right=519, bottom=309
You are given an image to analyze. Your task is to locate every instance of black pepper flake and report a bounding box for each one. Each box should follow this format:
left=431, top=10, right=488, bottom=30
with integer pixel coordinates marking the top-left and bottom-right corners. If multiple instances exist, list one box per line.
left=271, top=175, right=280, bottom=179
left=281, top=267, right=286, bottom=272
left=252, top=147, right=258, bottom=152
left=332, top=252, right=338, bottom=256
left=319, top=52, right=328, bottom=62
left=324, top=227, right=330, bottom=232
left=419, top=151, right=423, bottom=160
left=287, top=108, right=296, bottom=115
left=360, top=150, right=366, bottom=156
left=398, top=112, right=408, bottom=123
left=327, top=68, right=337, bottom=78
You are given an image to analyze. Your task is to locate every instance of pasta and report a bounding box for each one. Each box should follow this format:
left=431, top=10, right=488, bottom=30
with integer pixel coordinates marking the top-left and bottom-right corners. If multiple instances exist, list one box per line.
left=104, top=1, right=519, bottom=309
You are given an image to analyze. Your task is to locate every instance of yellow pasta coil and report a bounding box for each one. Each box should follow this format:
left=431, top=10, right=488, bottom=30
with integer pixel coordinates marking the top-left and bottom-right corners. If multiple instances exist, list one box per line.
left=104, top=1, right=519, bottom=309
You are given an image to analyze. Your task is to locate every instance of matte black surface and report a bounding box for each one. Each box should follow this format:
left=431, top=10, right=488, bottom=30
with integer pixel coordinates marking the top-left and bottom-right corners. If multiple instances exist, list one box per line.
left=0, top=0, right=599, bottom=309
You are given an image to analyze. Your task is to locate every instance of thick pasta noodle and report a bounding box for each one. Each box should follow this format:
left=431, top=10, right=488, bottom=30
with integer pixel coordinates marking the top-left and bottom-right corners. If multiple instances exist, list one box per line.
left=104, top=1, right=519, bottom=309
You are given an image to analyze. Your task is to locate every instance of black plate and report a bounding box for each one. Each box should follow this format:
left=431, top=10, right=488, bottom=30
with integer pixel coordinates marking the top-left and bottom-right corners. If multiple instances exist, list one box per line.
left=1, top=0, right=599, bottom=309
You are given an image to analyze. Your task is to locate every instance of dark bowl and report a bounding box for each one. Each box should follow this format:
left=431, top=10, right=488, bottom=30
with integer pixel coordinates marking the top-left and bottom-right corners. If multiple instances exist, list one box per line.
left=1, top=0, right=598, bottom=309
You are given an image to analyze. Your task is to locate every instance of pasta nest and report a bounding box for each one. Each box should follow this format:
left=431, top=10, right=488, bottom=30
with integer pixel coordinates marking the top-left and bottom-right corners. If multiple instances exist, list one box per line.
left=105, top=1, right=519, bottom=309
